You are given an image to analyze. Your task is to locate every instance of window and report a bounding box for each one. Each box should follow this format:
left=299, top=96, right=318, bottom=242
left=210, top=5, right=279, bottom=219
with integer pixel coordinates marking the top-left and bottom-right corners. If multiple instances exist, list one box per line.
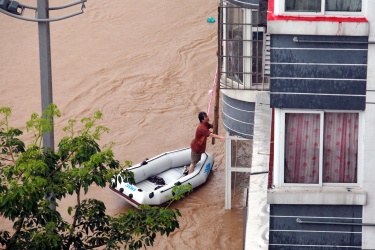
left=285, top=0, right=321, bottom=12
left=282, top=0, right=363, bottom=15
left=222, top=3, right=266, bottom=89
left=280, top=111, right=361, bottom=186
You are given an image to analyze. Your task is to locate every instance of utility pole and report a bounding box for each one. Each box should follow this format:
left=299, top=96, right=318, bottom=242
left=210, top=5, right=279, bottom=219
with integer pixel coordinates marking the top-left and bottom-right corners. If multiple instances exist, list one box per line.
left=37, top=0, right=54, bottom=152
left=0, top=0, right=88, bottom=210
left=0, top=0, right=87, bottom=150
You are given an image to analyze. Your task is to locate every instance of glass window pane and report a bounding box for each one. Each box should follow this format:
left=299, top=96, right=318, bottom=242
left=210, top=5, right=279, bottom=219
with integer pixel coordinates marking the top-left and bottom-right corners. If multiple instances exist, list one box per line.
left=285, top=0, right=321, bottom=12
left=326, top=0, right=362, bottom=12
left=226, top=5, right=244, bottom=84
left=323, top=113, right=358, bottom=183
left=284, top=113, right=320, bottom=184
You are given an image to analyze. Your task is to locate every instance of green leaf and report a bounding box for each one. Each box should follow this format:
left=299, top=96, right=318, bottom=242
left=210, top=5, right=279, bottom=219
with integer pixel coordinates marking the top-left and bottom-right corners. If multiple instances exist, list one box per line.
left=68, top=206, right=73, bottom=215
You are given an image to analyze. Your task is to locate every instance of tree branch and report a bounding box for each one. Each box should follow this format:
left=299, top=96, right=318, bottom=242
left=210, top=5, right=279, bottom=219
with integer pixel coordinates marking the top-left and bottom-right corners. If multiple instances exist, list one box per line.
left=5, top=217, right=24, bottom=250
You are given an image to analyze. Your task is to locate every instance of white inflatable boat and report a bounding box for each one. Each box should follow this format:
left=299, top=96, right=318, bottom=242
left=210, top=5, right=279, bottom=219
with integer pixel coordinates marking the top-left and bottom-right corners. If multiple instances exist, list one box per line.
left=109, top=147, right=214, bottom=208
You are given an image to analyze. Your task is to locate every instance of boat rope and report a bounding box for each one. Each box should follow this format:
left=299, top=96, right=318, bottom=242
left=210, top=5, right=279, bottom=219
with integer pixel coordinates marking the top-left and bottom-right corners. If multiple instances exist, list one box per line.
left=207, top=63, right=218, bottom=117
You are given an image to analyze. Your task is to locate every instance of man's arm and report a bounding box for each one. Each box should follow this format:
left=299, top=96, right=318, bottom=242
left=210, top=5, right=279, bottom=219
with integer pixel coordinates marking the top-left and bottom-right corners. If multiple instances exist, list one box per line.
left=209, top=133, right=225, bottom=140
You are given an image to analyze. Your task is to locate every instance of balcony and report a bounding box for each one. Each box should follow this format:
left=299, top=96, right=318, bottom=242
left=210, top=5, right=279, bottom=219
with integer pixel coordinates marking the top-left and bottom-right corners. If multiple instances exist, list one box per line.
left=218, top=0, right=269, bottom=91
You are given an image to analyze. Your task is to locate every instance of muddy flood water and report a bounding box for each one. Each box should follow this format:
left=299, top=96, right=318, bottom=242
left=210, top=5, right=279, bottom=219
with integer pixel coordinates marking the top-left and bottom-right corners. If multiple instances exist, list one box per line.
left=0, top=1, right=248, bottom=249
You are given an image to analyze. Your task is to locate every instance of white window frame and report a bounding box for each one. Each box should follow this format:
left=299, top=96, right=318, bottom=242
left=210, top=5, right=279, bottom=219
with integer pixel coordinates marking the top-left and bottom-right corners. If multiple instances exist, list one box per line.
left=274, top=108, right=364, bottom=188
left=275, top=0, right=366, bottom=17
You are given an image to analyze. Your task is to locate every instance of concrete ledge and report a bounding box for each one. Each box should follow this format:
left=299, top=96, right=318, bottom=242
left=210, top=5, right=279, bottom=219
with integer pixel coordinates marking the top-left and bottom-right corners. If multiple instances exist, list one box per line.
left=222, top=89, right=258, bottom=103
left=245, top=174, right=269, bottom=250
left=268, top=20, right=369, bottom=36
left=267, top=187, right=367, bottom=205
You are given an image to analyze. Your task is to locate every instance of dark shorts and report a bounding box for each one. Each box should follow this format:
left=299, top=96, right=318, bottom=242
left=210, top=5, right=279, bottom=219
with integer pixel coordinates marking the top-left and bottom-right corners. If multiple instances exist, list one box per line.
left=191, top=150, right=202, bottom=165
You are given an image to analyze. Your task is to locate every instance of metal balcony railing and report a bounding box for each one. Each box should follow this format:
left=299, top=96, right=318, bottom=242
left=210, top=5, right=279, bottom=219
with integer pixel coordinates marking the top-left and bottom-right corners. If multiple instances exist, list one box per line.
left=218, top=0, right=269, bottom=91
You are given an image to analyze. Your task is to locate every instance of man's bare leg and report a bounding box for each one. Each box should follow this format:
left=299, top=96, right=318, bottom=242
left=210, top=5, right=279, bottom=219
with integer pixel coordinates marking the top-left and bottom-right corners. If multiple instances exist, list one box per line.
left=188, top=162, right=195, bottom=175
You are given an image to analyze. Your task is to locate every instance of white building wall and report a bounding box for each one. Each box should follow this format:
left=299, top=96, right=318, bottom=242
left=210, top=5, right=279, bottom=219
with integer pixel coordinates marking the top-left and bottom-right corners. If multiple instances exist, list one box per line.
left=242, top=1, right=374, bottom=248
left=244, top=92, right=271, bottom=250
left=363, top=1, right=375, bottom=248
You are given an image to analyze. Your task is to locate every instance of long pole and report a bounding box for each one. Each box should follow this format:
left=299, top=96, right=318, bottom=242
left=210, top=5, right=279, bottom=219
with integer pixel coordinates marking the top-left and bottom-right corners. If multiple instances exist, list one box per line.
left=37, top=0, right=55, bottom=210
left=212, top=6, right=221, bottom=145
left=37, top=0, right=54, bottom=151
left=211, top=63, right=220, bottom=145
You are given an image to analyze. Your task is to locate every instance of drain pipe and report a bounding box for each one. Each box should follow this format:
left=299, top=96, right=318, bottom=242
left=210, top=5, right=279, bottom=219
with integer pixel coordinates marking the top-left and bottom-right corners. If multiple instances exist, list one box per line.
left=297, top=218, right=375, bottom=226
left=293, top=36, right=375, bottom=44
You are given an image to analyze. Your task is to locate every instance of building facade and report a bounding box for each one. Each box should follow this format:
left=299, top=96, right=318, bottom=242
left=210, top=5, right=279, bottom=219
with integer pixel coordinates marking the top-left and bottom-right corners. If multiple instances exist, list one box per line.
left=218, top=0, right=375, bottom=249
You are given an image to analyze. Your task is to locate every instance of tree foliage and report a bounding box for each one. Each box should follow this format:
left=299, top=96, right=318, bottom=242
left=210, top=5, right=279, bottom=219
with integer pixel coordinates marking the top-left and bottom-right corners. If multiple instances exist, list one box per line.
left=0, top=105, right=190, bottom=250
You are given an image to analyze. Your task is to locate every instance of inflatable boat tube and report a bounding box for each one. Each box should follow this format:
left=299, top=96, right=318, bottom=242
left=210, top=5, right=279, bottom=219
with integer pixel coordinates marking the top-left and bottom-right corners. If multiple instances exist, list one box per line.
left=109, top=147, right=214, bottom=208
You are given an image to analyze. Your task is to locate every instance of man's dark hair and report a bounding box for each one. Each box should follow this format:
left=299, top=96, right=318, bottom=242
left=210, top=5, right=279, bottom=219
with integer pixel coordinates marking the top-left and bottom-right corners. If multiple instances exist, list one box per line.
left=198, top=112, right=207, bottom=122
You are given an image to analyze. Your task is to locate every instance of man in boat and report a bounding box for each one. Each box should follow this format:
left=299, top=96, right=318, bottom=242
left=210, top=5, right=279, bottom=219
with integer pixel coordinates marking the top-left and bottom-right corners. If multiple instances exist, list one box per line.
left=187, top=112, right=225, bottom=175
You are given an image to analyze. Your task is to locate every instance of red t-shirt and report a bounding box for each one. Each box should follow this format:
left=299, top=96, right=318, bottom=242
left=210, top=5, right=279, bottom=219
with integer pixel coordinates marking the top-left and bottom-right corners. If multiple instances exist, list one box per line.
left=190, top=122, right=213, bottom=154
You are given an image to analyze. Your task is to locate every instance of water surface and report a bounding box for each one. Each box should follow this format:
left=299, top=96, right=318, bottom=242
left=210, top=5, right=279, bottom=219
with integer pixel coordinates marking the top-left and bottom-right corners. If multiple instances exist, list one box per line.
left=0, top=1, right=245, bottom=249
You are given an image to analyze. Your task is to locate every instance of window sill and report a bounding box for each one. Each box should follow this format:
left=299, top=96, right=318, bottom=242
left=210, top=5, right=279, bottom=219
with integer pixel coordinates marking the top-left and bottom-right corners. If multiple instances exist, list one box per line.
left=267, top=19, right=369, bottom=37
left=267, top=186, right=367, bottom=205
left=268, top=14, right=368, bottom=23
